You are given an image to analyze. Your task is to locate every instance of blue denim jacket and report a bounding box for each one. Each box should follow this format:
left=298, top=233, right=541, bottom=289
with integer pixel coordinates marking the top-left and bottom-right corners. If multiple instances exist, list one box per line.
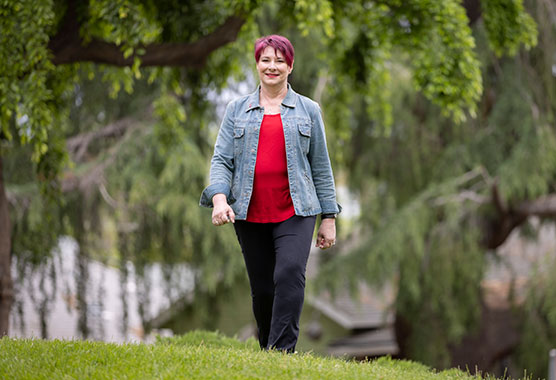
left=199, top=84, right=341, bottom=220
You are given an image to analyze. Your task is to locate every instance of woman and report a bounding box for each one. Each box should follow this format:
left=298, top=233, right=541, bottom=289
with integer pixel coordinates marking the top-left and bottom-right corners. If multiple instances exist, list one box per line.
left=200, top=35, right=340, bottom=352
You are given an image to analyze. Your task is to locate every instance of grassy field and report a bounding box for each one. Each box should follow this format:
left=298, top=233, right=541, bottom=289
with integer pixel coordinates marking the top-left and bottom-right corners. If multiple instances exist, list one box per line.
left=0, top=330, right=529, bottom=380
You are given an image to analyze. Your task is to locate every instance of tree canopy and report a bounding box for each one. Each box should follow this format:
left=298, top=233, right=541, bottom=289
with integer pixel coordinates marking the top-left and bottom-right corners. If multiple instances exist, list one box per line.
left=2, top=0, right=550, bottom=377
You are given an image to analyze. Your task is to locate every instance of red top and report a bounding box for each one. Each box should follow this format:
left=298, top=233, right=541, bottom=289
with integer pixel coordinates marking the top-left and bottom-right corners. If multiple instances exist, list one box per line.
left=246, top=114, right=295, bottom=223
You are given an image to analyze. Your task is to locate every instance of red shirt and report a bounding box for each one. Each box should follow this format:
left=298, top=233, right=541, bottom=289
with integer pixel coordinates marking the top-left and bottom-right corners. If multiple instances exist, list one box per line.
left=246, top=114, right=295, bottom=223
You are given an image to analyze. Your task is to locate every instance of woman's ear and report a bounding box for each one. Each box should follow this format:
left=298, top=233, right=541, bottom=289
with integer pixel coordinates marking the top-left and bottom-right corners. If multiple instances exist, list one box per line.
left=288, top=60, right=294, bottom=74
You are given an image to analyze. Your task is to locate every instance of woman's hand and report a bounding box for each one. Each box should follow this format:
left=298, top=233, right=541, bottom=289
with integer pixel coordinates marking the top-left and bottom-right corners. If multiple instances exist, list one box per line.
left=211, top=194, right=235, bottom=226
left=316, top=218, right=336, bottom=249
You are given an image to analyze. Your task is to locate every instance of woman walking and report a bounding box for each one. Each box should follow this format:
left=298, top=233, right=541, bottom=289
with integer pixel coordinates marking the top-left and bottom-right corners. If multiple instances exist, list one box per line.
left=200, top=35, right=340, bottom=352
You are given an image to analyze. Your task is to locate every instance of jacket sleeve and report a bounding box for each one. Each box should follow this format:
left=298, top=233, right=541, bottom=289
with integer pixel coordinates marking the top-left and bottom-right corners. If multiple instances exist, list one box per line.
left=308, top=102, right=341, bottom=215
left=199, top=102, right=237, bottom=208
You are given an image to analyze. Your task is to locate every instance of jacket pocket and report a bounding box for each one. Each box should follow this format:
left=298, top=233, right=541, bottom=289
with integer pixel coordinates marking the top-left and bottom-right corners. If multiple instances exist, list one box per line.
left=298, top=124, right=311, bottom=137
left=298, top=123, right=312, bottom=154
left=233, top=127, right=245, bottom=156
left=233, top=128, right=245, bottom=138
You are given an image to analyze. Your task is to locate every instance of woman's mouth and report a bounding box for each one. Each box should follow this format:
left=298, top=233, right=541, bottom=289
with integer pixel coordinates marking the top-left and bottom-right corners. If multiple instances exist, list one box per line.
left=266, top=73, right=279, bottom=77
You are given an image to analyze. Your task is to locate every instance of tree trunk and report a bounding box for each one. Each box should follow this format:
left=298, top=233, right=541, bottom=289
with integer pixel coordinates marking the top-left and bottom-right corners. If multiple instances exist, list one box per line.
left=0, top=156, right=13, bottom=336
left=449, top=303, right=521, bottom=375
left=394, top=303, right=521, bottom=375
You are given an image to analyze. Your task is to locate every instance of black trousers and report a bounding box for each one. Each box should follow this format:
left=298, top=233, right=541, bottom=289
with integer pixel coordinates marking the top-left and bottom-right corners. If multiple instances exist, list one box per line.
left=234, top=215, right=316, bottom=352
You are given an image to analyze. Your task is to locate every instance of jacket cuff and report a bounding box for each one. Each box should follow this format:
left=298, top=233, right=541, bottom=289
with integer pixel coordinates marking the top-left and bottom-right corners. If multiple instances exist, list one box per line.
left=199, top=183, right=232, bottom=208
left=320, top=200, right=342, bottom=215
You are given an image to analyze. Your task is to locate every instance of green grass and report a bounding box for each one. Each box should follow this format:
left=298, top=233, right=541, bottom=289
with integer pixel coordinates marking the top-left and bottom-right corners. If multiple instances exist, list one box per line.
left=0, top=330, right=522, bottom=380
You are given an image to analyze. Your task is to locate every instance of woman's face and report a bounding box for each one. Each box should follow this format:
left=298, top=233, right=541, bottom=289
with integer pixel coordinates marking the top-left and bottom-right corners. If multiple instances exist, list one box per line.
left=256, top=46, right=293, bottom=87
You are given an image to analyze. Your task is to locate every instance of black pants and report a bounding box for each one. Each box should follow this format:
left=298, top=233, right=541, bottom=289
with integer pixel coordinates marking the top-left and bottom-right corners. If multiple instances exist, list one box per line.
left=234, top=215, right=316, bottom=352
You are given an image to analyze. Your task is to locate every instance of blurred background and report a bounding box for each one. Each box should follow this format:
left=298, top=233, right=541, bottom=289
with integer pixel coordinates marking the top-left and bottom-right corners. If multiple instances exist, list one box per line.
left=2, top=0, right=556, bottom=378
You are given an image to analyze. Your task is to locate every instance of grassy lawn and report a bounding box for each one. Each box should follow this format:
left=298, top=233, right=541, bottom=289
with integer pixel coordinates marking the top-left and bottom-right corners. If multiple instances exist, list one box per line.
left=0, top=330, right=526, bottom=380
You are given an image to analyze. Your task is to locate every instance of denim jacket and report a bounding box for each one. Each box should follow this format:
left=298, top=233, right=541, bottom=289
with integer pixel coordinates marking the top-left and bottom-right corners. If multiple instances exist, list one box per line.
left=199, top=84, right=341, bottom=220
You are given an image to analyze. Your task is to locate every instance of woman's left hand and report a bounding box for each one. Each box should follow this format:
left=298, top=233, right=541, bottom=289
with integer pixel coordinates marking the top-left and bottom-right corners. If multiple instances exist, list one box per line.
left=316, top=218, right=336, bottom=249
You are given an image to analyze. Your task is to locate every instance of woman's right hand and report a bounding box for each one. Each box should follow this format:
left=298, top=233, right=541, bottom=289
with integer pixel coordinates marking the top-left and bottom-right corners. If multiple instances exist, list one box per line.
left=211, top=194, right=235, bottom=226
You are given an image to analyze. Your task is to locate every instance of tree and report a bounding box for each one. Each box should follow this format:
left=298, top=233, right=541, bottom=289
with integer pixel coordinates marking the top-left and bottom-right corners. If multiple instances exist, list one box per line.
left=1, top=0, right=255, bottom=337
left=316, top=1, right=556, bottom=376
left=0, top=2, right=537, bottom=370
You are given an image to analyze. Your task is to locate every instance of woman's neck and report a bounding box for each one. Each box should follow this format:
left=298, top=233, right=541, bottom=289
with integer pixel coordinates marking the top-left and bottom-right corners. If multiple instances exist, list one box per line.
left=260, top=83, right=288, bottom=102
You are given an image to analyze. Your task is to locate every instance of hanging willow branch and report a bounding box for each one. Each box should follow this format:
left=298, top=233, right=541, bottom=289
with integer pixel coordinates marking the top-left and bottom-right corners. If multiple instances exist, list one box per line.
left=62, top=115, right=149, bottom=192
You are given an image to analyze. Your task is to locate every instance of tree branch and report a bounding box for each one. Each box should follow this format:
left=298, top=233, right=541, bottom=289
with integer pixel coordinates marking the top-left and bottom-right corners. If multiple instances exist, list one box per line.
left=515, top=194, right=556, bottom=218
left=66, top=116, right=141, bottom=162
left=62, top=116, right=148, bottom=193
left=48, top=1, right=246, bottom=68
left=432, top=190, right=489, bottom=206
left=424, top=173, right=556, bottom=249
left=47, top=0, right=482, bottom=69
left=484, top=190, right=556, bottom=249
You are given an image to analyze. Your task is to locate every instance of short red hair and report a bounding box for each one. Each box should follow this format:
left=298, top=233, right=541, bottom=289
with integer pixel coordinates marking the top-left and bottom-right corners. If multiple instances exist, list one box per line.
left=254, top=35, right=295, bottom=67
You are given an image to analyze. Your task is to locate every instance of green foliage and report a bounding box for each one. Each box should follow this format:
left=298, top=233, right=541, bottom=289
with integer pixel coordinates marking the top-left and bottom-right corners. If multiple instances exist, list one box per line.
left=481, top=0, right=538, bottom=57
left=0, top=0, right=56, bottom=160
left=409, top=1, right=483, bottom=123
left=9, top=183, right=62, bottom=265
left=0, top=0, right=77, bottom=204
left=6, top=0, right=259, bottom=297
left=315, top=2, right=546, bottom=371
left=100, top=64, right=141, bottom=97
left=294, top=0, right=335, bottom=38
left=74, top=64, right=245, bottom=292
left=320, top=0, right=537, bottom=132
left=84, top=0, right=161, bottom=49
left=318, top=171, right=486, bottom=366
left=324, top=0, right=484, bottom=128
left=149, top=0, right=249, bottom=43
left=106, top=108, right=243, bottom=292
left=1, top=0, right=546, bottom=374
left=515, top=254, right=556, bottom=379
left=0, top=331, right=528, bottom=379
left=497, top=123, right=556, bottom=201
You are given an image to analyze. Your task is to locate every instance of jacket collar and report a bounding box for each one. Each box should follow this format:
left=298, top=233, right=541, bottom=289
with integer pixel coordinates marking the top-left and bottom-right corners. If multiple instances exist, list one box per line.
left=245, top=83, right=297, bottom=112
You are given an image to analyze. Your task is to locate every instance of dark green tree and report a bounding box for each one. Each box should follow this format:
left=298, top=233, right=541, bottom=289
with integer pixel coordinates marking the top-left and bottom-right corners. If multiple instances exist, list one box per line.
left=316, top=0, right=556, bottom=376
left=0, top=4, right=537, bottom=373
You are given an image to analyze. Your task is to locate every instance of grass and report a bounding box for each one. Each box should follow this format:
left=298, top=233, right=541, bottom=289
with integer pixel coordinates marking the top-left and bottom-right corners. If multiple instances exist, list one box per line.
left=0, top=330, right=526, bottom=380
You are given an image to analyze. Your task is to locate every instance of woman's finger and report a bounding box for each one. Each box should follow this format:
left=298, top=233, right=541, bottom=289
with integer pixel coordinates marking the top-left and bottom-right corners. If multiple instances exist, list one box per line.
left=317, top=238, right=336, bottom=249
